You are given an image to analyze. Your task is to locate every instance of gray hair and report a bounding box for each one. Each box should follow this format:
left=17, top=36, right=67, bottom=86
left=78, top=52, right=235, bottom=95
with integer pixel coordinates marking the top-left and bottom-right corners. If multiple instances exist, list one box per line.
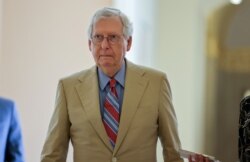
left=87, top=7, right=133, bottom=39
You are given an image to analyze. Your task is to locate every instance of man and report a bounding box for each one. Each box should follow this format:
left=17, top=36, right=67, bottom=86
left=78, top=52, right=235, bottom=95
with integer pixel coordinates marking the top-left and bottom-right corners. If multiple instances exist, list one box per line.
left=41, top=7, right=208, bottom=162
left=0, top=97, right=25, bottom=162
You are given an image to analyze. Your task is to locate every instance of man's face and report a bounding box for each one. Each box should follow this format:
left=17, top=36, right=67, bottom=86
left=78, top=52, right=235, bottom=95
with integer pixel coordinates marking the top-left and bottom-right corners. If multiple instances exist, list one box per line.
left=88, top=16, right=132, bottom=77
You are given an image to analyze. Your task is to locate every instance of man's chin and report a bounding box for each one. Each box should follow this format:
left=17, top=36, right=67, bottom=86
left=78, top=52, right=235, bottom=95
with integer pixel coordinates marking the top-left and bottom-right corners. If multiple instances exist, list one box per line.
left=98, top=64, right=119, bottom=76
left=98, top=61, right=114, bottom=67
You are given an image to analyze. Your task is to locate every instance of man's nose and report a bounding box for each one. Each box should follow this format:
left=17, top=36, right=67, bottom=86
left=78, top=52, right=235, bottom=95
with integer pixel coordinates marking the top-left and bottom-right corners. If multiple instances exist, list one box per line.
left=101, top=37, right=110, bottom=49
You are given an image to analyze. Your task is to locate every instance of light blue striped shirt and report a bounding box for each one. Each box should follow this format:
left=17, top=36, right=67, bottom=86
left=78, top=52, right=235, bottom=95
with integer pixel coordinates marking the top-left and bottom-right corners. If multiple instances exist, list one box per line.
left=97, top=62, right=125, bottom=119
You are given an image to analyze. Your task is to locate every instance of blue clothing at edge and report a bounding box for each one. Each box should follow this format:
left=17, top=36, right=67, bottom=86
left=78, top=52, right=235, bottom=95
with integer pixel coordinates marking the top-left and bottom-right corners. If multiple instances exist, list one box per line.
left=0, top=97, right=25, bottom=162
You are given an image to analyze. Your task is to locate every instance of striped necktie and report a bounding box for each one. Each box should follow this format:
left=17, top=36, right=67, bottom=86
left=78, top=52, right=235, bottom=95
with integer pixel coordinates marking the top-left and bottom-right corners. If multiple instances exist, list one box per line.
left=103, top=78, right=120, bottom=148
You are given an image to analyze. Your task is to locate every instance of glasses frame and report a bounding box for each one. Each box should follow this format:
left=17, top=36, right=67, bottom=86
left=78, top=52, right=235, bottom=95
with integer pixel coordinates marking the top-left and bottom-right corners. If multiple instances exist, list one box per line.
left=91, top=34, right=124, bottom=45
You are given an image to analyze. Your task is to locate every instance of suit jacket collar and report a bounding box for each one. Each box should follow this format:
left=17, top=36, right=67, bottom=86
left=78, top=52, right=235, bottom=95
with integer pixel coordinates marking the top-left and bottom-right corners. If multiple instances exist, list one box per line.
left=75, top=67, right=113, bottom=151
left=113, top=60, right=149, bottom=155
left=75, top=60, right=149, bottom=154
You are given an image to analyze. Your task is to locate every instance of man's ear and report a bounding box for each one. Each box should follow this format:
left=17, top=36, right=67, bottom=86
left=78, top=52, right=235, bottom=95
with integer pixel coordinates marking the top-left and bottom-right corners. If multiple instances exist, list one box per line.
left=126, top=36, right=132, bottom=51
left=88, top=40, right=92, bottom=51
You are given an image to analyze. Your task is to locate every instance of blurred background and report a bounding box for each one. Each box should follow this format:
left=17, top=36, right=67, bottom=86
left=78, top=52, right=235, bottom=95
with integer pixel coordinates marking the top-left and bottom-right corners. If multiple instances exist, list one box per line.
left=0, top=0, right=250, bottom=161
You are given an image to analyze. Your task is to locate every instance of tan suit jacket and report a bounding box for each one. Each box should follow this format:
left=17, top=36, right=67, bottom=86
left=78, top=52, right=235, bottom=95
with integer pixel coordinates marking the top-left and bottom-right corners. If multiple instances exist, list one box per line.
left=41, top=60, right=184, bottom=162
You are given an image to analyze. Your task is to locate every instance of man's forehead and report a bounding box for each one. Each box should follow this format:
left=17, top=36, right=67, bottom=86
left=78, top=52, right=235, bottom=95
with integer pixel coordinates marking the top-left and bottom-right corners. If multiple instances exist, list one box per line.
left=93, top=16, right=122, bottom=26
left=92, top=16, right=123, bottom=34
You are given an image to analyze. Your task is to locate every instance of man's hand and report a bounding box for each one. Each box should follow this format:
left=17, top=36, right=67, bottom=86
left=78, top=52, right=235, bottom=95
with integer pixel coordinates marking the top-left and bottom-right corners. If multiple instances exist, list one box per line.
left=188, top=154, right=210, bottom=162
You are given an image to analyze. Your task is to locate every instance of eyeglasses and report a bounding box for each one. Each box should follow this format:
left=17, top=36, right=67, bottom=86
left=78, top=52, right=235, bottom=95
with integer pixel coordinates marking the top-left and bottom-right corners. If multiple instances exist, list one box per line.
left=91, top=34, right=123, bottom=45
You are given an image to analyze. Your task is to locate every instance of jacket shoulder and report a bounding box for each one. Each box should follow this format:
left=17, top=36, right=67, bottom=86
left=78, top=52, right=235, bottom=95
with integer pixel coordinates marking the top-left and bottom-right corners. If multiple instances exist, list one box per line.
left=0, top=97, right=15, bottom=118
left=60, top=66, right=96, bottom=83
left=0, top=97, right=15, bottom=109
left=240, top=96, right=250, bottom=110
left=128, top=61, right=166, bottom=78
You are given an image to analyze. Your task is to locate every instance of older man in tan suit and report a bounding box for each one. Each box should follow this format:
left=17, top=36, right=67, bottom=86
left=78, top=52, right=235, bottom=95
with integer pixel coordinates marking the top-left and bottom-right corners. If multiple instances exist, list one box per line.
left=41, top=7, right=208, bottom=162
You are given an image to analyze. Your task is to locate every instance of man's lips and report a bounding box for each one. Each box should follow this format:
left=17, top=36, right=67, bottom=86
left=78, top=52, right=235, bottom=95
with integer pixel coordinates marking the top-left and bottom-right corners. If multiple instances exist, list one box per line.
left=99, top=55, right=113, bottom=58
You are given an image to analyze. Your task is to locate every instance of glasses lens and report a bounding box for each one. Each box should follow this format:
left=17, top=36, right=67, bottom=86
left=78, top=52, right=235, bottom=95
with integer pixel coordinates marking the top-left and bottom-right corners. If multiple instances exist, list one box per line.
left=108, top=35, right=120, bottom=43
left=92, top=35, right=103, bottom=44
left=92, top=34, right=122, bottom=44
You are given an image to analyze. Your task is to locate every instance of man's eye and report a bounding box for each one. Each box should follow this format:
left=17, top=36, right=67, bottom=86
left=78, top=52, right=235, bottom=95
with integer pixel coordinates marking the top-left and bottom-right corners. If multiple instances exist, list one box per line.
left=109, top=35, right=119, bottom=41
left=95, top=35, right=103, bottom=39
left=110, top=35, right=117, bottom=39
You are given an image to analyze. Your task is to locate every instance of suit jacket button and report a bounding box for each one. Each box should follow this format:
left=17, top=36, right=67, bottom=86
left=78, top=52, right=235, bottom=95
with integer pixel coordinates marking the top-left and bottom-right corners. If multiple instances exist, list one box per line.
left=112, top=157, right=117, bottom=162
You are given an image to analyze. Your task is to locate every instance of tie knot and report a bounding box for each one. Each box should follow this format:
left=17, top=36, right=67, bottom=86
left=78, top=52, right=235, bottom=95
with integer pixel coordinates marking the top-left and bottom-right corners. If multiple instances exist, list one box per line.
left=110, top=79, right=116, bottom=88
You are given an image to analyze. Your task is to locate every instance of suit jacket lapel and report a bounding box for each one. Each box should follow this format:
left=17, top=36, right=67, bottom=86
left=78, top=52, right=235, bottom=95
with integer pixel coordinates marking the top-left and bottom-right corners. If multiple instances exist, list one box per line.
left=113, top=61, right=148, bottom=155
left=75, top=67, right=113, bottom=151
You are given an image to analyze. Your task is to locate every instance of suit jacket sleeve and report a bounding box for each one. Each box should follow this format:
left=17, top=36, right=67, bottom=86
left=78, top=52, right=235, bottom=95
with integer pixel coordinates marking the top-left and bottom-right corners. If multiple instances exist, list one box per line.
left=41, top=81, right=70, bottom=162
left=158, top=74, right=183, bottom=162
left=5, top=101, right=25, bottom=162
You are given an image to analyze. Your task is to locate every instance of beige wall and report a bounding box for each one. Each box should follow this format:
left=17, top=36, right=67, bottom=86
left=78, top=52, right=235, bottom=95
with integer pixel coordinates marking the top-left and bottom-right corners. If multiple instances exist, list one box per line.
left=154, top=1, right=203, bottom=152
left=0, top=1, right=111, bottom=162
left=0, top=0, right=3, bottom=87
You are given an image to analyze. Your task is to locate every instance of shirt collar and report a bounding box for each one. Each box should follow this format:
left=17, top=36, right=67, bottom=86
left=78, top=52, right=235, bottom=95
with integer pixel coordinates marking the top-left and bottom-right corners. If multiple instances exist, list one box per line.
left=98, top=62, right=126, bottom=90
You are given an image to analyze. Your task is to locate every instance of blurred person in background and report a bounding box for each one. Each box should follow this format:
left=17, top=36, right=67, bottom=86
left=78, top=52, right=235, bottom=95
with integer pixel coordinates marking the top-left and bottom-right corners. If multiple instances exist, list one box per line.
left=0, top=97, right=25, bottom=162
left=239, top=95, right=250, bottom=161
